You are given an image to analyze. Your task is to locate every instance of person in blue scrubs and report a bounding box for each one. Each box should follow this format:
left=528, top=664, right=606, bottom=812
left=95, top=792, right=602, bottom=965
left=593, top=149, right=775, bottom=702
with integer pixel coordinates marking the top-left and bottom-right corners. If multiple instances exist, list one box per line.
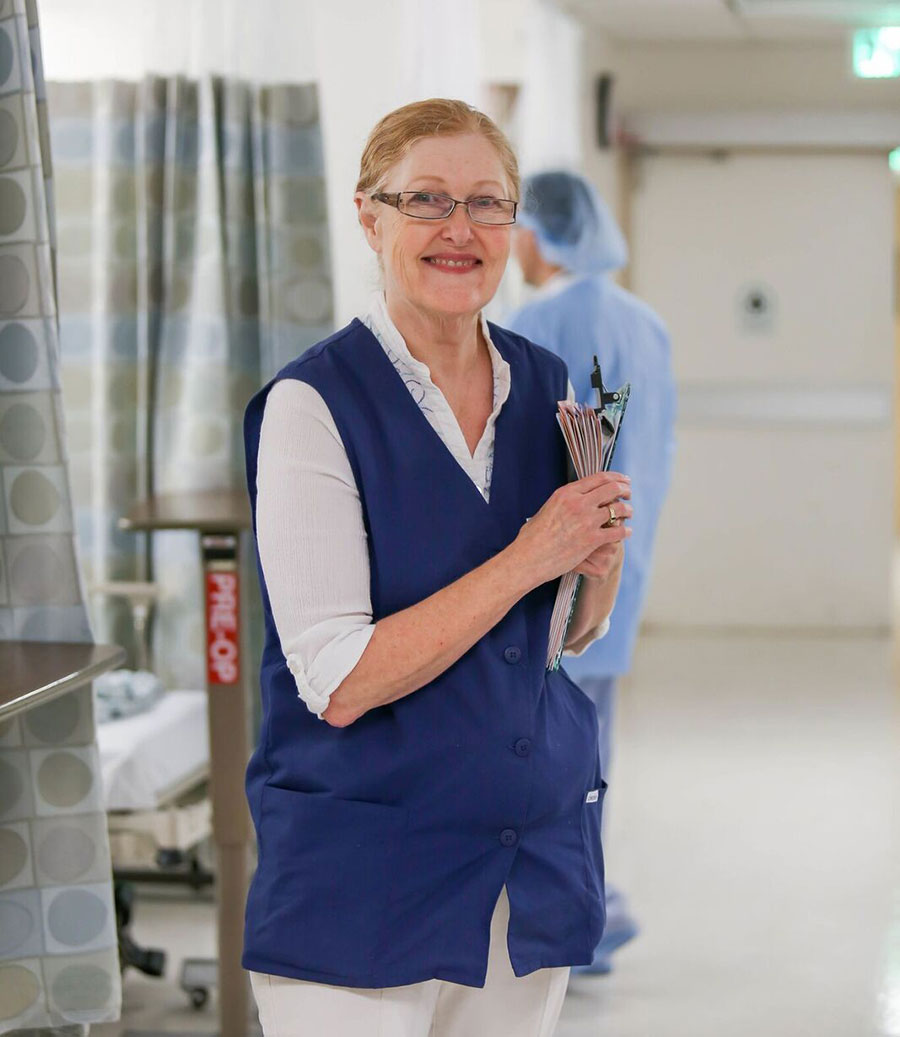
left=242, top=102, right=635, bottom=1036
left=507, top=170, right=676, bottom=975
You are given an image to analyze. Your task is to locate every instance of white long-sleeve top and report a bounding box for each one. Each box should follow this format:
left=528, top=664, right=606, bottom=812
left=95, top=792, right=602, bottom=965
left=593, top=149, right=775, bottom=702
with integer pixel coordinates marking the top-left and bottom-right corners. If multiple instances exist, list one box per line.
left=256, top=293, right=607, bottom=718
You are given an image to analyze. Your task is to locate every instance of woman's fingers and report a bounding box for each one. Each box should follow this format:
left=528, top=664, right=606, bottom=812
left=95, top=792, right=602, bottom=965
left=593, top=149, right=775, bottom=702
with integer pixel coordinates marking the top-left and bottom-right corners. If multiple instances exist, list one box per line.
left=601, top=499, right=633, bottom=526
left=572, top=471, right=631, bottom=498
left=582, top=479, right=631, bottom=506
left=595, top=522, right=630, bottom=544
left=574, top=540, right=626, bottom=579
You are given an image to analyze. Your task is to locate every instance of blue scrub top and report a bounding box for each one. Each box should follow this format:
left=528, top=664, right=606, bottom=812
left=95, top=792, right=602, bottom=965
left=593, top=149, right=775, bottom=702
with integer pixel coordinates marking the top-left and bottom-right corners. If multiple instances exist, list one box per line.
left=241, top=319, right=607, bottom=989
left=507, top=274, right=676, bottom=678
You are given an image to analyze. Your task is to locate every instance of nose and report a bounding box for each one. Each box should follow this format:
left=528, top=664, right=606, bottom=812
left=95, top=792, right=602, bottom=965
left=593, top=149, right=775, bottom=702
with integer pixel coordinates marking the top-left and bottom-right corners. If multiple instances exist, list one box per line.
left=440, top=203, right=474, bottom=244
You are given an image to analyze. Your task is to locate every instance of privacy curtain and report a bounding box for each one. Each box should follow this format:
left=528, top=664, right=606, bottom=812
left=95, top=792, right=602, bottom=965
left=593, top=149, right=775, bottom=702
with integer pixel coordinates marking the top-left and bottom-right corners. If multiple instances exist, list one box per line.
left=0, top=0, right=121, bottom=1032
left=46, top=76, right=333, bottom=689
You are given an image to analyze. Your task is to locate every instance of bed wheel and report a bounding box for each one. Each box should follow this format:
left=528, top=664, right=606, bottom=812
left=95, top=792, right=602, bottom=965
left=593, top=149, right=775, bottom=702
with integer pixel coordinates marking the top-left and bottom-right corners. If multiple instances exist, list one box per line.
left=180, top=957, right=217, bottom=1011
left=156, top=847, right=185, bottom=869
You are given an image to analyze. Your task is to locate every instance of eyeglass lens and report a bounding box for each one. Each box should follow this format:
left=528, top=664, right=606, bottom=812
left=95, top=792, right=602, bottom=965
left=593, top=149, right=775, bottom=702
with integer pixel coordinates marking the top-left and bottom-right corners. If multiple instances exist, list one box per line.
left=398, top=192, right=516, bottom=224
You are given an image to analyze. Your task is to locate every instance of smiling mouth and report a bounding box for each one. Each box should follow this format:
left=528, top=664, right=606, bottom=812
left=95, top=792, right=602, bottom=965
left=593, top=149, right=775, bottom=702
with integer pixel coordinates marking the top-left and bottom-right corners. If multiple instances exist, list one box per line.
left=423, top=257, right=481, bottom=270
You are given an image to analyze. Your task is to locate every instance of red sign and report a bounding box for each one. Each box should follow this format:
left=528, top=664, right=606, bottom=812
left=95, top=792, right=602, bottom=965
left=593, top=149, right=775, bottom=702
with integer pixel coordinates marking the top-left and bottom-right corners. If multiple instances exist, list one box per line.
left=206, top=570, right=239, bottom=685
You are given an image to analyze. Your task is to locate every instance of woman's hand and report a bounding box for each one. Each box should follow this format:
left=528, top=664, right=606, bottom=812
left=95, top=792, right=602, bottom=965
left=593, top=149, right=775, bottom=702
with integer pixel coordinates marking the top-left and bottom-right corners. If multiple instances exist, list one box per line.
left=510, top=471, right=632, bottom=590
left=574, top=541, right=624, bottom=582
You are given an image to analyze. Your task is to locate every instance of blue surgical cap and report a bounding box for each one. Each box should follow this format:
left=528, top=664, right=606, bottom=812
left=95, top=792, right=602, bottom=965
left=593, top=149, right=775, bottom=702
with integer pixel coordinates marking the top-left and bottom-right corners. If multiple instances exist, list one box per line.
left=517, top=171, right=628, bottom=275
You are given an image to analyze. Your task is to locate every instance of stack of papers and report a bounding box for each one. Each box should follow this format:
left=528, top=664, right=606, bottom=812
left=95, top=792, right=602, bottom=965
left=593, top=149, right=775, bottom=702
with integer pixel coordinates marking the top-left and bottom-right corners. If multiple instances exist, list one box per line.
left=546, top=382, right=631, bottom=670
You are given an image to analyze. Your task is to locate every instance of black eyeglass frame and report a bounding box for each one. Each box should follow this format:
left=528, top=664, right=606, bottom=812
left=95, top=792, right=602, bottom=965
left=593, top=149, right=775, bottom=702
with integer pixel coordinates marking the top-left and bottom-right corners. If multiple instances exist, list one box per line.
left=372, top=191, right=518, bottom=226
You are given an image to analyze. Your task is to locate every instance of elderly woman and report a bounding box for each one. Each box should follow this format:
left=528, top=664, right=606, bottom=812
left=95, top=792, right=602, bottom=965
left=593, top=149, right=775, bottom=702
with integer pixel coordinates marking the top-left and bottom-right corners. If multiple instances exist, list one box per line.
left=241, top=99, right=632, bottom=1037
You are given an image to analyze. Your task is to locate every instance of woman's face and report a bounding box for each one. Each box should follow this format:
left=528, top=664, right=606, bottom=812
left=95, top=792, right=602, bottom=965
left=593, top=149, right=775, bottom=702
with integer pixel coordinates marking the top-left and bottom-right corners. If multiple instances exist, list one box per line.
left=356, top=133, right=513, bottom=322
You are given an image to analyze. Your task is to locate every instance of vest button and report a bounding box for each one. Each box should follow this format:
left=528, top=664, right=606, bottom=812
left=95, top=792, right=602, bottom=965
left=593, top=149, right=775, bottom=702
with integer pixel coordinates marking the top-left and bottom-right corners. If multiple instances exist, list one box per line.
left=503, top=645, right=522, bottom=665
left=514, top=738, right=532, bottom=757
left=499, top=828, right=518, bottom=847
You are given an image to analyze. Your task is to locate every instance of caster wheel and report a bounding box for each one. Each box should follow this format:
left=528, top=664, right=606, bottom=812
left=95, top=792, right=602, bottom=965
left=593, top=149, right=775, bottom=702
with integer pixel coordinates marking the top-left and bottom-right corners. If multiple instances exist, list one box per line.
left=190, top=986, right=209, bottom=1010
left=156, top=847, right=185, bottom=869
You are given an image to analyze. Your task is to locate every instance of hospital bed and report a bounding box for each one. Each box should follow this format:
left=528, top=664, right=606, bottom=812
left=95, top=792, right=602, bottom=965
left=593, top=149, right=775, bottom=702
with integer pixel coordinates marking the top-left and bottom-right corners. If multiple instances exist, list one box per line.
left=99, top=687, right=212, bottom=872
left=91, top=582, right=215, bottom=1003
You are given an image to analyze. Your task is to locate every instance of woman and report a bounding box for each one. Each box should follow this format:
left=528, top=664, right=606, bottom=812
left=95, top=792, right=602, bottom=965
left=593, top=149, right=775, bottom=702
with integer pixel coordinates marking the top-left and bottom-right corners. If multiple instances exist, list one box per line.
left=242, top=99, right=632, bottom=1037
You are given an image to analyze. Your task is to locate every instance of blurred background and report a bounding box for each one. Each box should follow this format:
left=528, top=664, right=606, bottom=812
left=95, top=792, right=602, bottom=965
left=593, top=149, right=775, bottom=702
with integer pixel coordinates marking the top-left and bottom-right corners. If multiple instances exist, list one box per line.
left=1, top=0, right=897, bottom=1034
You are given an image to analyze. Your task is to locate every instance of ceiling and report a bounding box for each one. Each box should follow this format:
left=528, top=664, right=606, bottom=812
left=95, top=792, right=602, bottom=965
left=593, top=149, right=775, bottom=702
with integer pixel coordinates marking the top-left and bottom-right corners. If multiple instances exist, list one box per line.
left=559, top=0, right=900, bottom=41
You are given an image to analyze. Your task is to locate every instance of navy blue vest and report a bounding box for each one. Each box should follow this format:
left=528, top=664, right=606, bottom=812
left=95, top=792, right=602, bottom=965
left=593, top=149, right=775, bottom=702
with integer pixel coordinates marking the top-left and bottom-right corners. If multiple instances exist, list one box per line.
left=242, top=319, right=606, bottom=989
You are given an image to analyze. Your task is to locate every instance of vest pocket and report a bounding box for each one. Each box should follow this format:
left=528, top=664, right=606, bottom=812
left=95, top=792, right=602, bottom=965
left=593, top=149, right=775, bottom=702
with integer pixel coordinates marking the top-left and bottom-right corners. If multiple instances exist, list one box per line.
left=581, top=780, right=608, bottom=941
left=256, top=784, right=408, bottom=981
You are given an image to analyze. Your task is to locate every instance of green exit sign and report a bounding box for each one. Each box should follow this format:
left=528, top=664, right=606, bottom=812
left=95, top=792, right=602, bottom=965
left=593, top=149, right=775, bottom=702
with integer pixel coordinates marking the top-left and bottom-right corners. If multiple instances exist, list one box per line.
left=853, top=28, right=900, bottom=78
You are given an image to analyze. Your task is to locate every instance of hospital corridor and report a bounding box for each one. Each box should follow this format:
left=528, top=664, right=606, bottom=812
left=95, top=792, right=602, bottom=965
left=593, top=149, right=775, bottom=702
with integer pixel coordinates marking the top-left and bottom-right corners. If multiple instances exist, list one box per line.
left=1, top=1, right=898, bottom=1035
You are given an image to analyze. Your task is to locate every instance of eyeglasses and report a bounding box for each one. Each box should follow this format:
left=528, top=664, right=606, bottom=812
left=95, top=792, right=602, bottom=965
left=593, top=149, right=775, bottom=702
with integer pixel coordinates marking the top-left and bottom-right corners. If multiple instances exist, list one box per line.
left=372, top=191, right=517, bottom=226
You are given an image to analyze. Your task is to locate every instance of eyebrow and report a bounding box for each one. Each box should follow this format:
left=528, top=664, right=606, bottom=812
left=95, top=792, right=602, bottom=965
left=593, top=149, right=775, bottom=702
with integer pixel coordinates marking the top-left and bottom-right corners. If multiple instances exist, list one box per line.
left=404, top=177, right=506, bottom=194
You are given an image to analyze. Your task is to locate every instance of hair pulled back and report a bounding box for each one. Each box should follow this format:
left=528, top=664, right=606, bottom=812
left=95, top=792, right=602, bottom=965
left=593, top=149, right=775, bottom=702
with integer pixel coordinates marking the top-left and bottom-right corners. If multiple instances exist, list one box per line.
left=356, top=98, right=519, bottom=200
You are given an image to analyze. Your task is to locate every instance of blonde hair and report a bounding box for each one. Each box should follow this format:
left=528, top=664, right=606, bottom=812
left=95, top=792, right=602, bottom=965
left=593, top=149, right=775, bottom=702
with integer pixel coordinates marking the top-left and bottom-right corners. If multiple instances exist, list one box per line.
left=356, top=98, right=519, bottom=200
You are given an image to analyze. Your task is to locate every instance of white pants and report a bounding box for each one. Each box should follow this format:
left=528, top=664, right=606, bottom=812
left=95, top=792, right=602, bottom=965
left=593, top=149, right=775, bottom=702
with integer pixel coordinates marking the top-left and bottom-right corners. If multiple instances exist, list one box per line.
left=249, top=887, right=569, bottom=1037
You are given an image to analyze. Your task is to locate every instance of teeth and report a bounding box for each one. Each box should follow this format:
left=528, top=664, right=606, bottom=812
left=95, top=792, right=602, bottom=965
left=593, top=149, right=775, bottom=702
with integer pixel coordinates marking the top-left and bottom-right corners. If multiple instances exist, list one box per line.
left=427, top=258, right=475, bottom=268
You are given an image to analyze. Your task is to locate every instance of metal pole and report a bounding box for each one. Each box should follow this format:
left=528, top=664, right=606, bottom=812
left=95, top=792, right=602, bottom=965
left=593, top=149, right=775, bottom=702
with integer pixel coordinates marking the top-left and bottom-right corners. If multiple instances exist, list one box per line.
left=201, top=532, right=251, bottom=1037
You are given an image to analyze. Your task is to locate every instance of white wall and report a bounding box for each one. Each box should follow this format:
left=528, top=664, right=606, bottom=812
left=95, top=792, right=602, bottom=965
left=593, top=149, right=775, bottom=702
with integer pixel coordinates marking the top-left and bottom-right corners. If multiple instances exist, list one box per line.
left=579, top=32, right=896, bottom=631
left=628, top=149, right=893, bottom=630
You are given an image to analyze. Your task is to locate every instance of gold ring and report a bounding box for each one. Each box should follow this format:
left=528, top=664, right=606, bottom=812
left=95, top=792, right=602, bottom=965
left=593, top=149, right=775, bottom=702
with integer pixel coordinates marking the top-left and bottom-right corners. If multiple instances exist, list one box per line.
left=607, top=504, right=618, bottom=526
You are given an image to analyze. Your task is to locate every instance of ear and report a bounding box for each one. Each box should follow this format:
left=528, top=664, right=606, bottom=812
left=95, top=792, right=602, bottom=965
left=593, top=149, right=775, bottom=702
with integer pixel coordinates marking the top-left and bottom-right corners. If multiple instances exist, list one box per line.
left=354, top=193, right=381, bottom=254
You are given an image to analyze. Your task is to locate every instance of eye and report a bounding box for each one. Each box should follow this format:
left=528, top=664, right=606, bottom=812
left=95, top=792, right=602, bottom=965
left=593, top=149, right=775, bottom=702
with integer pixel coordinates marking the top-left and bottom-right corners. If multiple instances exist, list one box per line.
left=469, top=196, right=503, bottom=210
left=410, top=192, right=440, bottom=204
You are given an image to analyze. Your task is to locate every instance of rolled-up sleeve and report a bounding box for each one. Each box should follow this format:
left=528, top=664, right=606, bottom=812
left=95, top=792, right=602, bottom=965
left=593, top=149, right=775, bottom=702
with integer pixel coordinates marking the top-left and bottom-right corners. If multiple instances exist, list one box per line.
left=256, top=380, right=375, bottom=718
left=563, top=615, right=610, bottom=657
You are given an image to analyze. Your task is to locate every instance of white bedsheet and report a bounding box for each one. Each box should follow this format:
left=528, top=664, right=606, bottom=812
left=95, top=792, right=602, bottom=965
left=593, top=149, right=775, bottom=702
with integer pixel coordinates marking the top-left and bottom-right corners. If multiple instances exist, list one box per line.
left=97, top=689, right=210, bottom=810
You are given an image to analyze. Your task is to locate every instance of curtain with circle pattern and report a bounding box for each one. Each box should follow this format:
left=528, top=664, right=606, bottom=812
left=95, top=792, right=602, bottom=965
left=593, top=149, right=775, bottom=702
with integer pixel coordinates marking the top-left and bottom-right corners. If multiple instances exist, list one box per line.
left=0, top=12, right=333, bottom=1028
left=0, top=0, right=121, bottom=1033
left=46, top=74, right=333, bottom=689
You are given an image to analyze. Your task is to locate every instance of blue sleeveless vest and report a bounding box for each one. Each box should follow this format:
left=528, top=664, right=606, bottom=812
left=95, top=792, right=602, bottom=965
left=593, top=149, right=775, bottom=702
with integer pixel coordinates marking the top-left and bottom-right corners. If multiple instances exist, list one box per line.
left=241, top=319, right=606, bottom=989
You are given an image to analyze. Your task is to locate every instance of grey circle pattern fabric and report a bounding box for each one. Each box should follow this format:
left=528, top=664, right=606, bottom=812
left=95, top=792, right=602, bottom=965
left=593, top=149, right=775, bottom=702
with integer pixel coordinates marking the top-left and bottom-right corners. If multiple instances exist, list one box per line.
left=9, top=468, right=61, bottom=525
left=10, top=540, right=67, bottom=604
left=0, top=899, right=34, bottom=956
left=0, top=758, right=23, bottom=817
left=0, top=176, right=26, bottom=233
left=46, top=888, right=108, bottom=947
left=0, top=27, right=12, bottom=89
left=0, top=323, right=39, bottom=383
left=0, top=1, right=121, bottom=1031
left=0, top=829, right=26, bottom=886
left=36, top=826, right=96, bottom=884
left=0, top=109, right=18, bottom=166
left=0, top=254, right=30, bottom=313
left=0, top=400, right=48, bottom=460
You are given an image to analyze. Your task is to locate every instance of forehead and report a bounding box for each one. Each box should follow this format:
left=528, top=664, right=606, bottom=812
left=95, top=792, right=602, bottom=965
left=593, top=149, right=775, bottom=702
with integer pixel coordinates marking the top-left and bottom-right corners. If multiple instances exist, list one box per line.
left=387, top=133, right=508, bottom=193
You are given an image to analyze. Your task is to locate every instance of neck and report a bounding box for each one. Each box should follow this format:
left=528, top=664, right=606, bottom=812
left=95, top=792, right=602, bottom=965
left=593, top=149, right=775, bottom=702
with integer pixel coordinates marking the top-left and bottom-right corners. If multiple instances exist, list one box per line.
left=531, top=261, right=565, bottom=288
left=384, top=293, right=485, bottom=379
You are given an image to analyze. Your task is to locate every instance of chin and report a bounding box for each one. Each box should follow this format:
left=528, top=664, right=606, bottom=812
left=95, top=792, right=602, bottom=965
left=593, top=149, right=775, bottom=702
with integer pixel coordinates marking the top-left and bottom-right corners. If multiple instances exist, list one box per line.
left=419, top=282, right=495, bottom=317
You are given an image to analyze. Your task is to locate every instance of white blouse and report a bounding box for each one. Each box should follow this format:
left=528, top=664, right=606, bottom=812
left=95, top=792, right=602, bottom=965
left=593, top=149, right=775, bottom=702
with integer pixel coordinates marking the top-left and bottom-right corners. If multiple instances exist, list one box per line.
left=255, top=294, right=606, bottom=719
